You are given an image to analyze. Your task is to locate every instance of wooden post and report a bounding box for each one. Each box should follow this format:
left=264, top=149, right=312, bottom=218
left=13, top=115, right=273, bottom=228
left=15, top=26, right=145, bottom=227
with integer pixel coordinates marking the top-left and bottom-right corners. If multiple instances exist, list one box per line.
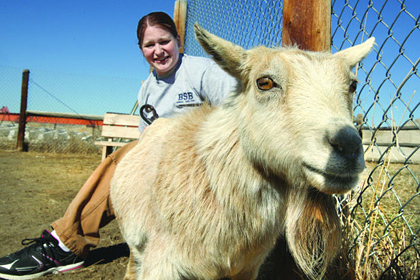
left=17, top=69, right=29, bottom=151
left=173, top=0, right=187, bottom=53
left=263, top=1, right=332, bottom=279
left=282, top=0, right=331, bottom=52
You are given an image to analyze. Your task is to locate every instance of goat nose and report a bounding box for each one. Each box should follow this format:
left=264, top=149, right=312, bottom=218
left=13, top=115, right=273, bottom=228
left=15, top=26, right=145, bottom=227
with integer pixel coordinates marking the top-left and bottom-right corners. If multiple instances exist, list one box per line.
left=329, top=126, right=362, bottom=158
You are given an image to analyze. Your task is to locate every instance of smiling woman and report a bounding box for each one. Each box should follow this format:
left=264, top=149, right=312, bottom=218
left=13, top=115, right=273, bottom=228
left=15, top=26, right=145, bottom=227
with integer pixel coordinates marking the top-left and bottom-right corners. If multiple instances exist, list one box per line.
left=137, top=12, right=181, bottom=77
left=141, top=25, right=181, bottom=77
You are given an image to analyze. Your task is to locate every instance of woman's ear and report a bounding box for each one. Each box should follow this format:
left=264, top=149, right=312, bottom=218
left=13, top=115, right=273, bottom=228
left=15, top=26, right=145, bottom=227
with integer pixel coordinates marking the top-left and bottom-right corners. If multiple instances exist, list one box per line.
left=176, top=35, right=181, bottom=48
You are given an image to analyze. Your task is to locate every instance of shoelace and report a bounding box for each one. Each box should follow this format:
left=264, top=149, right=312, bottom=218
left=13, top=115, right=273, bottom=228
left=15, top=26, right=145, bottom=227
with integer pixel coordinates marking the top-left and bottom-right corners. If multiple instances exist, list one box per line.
left=19, top=237, right=53, bottom=258
left=21, top=236, right=46, bottom=247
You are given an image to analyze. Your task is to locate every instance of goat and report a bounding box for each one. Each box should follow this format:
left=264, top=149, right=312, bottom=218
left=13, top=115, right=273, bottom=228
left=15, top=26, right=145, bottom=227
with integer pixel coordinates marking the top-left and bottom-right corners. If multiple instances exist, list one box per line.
left=111, top=23, right=375, bottom=280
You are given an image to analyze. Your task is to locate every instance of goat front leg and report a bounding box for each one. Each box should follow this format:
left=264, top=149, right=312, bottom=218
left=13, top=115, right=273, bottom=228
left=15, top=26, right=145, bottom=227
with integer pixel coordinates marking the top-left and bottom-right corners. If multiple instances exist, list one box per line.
left=124, top=250, right=137, bottom=280
left=139, top=239, right=187, bottom=280
left=124, top=244, right=145, bottom=280
left=230, top=258, right=266, bottom=280
left=230, top=269, right=259, bottom=280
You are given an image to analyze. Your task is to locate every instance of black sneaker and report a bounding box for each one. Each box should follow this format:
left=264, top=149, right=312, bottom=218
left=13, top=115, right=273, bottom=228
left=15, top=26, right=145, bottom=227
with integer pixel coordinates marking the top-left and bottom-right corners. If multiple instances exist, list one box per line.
left=0, top=230, right=84, bottom=279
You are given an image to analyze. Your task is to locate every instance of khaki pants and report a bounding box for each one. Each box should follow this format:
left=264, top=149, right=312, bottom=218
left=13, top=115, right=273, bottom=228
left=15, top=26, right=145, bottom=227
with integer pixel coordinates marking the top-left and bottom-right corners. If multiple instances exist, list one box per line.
left=51, top=140, right=138, bottom=258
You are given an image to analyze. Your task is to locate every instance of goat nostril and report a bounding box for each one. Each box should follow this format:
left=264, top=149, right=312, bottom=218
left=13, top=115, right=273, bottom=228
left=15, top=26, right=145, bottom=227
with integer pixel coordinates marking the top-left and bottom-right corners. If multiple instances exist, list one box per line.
left=334, top=144, right=344, bottom=153
left=331, top=141, right=359, bottom=157
left=329, top=126, right=362, bottom=157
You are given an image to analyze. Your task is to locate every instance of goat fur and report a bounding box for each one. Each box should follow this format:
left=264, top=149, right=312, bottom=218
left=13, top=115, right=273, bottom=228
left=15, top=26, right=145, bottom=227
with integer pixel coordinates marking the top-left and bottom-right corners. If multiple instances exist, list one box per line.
left=111, top=24, right=375, bottom=280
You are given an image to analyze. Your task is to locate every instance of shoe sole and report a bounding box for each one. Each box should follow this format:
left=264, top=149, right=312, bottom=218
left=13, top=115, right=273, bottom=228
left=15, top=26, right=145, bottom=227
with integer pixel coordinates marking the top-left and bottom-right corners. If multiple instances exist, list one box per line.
left=0, top=261, right=84, bottom=280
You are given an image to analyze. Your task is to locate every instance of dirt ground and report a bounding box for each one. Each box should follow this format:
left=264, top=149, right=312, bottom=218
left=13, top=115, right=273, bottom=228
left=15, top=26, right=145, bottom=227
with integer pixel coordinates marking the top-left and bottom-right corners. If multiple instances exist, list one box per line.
left=0, top=150, right=128, bottom=279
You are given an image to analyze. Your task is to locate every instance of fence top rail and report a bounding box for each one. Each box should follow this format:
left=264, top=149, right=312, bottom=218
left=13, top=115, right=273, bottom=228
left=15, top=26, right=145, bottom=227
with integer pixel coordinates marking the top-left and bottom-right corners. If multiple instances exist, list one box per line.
left=26, top=110, right=103, bottom=121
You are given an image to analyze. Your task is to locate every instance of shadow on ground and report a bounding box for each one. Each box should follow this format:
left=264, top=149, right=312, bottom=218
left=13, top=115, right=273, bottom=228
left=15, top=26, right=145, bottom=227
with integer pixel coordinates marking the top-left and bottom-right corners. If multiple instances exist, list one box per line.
left=85, top=243, right=130, bottom=267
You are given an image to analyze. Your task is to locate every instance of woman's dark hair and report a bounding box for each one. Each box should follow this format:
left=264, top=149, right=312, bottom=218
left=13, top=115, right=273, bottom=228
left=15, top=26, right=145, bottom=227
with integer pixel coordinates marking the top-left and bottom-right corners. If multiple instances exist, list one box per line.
left=137, top=12, right=179, bottom=48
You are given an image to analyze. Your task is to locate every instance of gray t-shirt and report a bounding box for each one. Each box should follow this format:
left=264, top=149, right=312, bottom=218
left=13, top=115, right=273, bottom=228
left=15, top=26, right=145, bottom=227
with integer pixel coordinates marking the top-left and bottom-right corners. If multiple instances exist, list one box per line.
left=137, top=54, right=237, bottom=131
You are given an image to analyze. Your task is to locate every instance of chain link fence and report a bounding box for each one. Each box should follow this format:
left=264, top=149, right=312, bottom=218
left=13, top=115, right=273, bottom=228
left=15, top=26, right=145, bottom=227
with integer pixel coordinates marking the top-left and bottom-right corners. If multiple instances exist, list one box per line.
left=184, top=0, right=419, bottom=279
left=0, top=66, right=140, bottom=154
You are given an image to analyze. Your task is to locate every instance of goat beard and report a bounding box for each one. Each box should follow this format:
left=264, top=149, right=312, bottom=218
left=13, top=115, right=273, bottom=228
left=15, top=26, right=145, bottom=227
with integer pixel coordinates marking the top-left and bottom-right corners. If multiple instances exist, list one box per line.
left=284, top=187, right=342, bottom=280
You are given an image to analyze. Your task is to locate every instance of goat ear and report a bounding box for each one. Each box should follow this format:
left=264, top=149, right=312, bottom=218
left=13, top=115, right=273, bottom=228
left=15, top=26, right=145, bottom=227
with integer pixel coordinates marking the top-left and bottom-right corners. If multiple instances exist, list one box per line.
left=334, top=37, right=375, bottom=69
left=194, top=23, right=246, bottom=78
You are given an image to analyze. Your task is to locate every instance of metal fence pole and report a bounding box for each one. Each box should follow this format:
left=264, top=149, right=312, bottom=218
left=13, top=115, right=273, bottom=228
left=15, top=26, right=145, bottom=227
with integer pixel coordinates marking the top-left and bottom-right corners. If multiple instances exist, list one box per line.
left=17, top=69, right=29, bottom=152
left=282, top=0, right=331, bottom=51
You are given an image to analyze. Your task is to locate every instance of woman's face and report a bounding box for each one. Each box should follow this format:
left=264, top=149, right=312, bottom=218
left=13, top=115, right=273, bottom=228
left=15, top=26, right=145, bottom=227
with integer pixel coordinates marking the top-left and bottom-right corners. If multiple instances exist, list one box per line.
left=140, top=25, right=180, bottom=77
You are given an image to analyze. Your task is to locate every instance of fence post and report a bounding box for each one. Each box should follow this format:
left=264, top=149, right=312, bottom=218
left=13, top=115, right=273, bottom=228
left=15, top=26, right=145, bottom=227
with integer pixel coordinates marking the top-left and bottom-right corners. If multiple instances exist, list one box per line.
left=174, top=0, right=187, bottom=53
left=17, top=69, right=29, bottom=152
left=267, top=1, right=333, bottom=278
left=282, top=0, right=331, bottom=51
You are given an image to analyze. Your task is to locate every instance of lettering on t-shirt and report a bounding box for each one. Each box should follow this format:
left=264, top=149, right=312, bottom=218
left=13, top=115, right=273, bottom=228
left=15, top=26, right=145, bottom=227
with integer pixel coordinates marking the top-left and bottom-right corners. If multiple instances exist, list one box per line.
left=176, top=92, right=202, bottom=107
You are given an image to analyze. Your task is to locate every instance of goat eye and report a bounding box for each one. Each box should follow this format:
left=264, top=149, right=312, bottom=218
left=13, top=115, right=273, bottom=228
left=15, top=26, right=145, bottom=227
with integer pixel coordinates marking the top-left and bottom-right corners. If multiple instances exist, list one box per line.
left=256, top=77, right=275, bottom=90
left=349, top=80, right=358, bottom=93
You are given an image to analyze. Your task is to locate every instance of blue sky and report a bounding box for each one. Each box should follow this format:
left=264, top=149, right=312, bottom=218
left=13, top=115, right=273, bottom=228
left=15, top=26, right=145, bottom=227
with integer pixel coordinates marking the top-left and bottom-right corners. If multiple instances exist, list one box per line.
left=0, top=0, right=175, bottom=115
left=0, top=0, right=174, bottom=79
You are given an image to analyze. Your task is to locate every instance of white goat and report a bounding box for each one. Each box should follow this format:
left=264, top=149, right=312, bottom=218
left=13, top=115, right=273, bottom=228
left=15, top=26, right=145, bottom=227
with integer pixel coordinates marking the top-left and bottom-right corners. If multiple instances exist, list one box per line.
left=111, top=24, right=375, bottom=280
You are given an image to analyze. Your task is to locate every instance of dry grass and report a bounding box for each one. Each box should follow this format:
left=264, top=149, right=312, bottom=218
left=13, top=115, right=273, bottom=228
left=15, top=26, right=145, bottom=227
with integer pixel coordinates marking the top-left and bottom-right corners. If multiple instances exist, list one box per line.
left=340, top=149, right=420, bottom=280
